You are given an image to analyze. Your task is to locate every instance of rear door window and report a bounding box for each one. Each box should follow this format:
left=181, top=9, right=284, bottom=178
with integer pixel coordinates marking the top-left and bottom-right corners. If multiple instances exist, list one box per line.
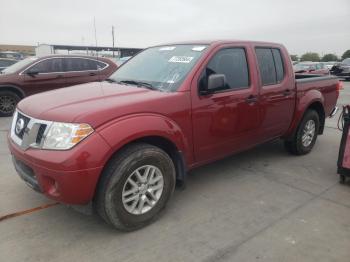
left=64, top=58, right=101, bottom=72
left=256, top=48, right=285, bottom=85
left=272, top=49, right=284, bottom=82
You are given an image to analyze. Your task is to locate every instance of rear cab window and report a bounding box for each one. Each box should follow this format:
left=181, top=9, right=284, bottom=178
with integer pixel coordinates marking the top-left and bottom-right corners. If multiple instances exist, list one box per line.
left=255, top=47, right=285, bottom=86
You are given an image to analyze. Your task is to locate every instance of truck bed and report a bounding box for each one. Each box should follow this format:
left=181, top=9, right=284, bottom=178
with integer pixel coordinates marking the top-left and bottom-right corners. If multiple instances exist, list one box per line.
left=295, top=74, right=339, bottom=118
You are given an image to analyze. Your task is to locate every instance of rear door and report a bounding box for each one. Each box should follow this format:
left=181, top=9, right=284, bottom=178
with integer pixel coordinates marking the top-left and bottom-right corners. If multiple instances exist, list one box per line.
left=255, top=47, right=295, bottom=139
left=191, top=45, right=260, bottom=163
left=63, top=57, right=103, bottom=87
left=22, top=58, right=65, bottom=95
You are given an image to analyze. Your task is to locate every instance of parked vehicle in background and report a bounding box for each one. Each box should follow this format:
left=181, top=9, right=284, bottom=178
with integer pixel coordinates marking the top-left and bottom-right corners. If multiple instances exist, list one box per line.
left=337, top=105, right=350, bottom=183
left=0, top=55, right=117, bottom=116
left=321, top=61, right=337, bottom=70
left=8, top=40, right=339, bottom=231
left=330, top=62, right=342, bottom=75
left=0, top=51, right=23, bottom=60
left=331, top=58, right=350, bottom=80
left=294, top=62, right=330, bottom=75
left=0, top=58, right=17, bottom=72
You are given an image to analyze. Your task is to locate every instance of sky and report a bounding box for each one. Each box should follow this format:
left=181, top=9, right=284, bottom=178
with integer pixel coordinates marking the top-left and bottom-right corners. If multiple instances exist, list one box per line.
left=0, top=0, right=349, bottom=56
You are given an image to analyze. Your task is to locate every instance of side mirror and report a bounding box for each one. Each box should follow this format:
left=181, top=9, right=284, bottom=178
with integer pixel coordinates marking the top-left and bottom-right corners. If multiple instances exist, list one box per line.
left=26, top=69, right=40, bottom=77
left=208, top=73, right=226, bottom=90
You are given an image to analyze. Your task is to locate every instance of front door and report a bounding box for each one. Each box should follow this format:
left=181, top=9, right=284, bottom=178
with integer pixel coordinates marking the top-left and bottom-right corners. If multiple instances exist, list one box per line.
left=22, top=58, right=65, bottom=96
left=191, top=46, right=260, bottom=163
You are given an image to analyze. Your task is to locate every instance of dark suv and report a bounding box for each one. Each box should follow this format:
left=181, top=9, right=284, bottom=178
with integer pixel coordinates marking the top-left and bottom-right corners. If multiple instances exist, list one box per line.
left=331, top=58, right=350, bottom=80
left=0, top=55, right=117, bottom=116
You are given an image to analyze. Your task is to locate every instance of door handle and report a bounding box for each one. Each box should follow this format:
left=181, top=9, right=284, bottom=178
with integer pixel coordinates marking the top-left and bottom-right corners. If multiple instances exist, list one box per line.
left=245, top=95, right=258, bottom=104
left=283, top=89, right=292, bottom=96
left=89, top=72, right=96, bottom=76
left=56, top=74, right=63, bottom=78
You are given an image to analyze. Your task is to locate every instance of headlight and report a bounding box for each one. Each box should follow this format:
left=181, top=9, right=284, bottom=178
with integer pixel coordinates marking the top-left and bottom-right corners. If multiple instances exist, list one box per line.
left=42, top=122, right=94, bottom=150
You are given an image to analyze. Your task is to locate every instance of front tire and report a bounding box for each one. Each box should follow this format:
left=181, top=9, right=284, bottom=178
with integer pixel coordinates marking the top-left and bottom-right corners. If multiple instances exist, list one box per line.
left=94, top=143, right=176, bottom=231
left=0, top=91, right=20, bottom=117
left=284, top=109, right=320, bottom=155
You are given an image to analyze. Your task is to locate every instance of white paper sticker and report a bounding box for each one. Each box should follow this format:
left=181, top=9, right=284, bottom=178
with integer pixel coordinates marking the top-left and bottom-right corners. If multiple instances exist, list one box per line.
left=159, top=46, right=176, bottom=51
left=192, top=46, right=206, bottom=52
left=168, top=56, right=194, bottom=63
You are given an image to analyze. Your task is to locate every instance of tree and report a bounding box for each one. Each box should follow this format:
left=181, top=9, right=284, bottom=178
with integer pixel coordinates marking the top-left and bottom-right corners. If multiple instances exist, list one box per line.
left=321, top=53, right=338, bottom=62
left=300, top=52, right=320, bottom=62
left=290, top=54, right=298, bottom=61
left=341, top=50, right=350, bottom=60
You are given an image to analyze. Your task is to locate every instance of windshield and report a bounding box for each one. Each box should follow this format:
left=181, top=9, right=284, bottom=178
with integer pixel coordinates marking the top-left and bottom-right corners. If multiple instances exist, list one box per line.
left=1, top=57, right=38, bottom=74
left=109, top=45, right=208, bottom=91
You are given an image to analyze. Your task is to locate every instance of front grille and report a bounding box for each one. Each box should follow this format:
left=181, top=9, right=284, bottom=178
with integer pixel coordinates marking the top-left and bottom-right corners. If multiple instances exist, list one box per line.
left=36, top=124, right=47, bottom=144
left=15, top=113, right=31, bottom=139
left=10, top=110, right=53, bottom=150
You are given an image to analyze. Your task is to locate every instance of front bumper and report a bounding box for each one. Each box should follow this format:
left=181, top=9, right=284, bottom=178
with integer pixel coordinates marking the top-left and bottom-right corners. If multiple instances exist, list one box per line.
left=8, top=132, right=112, bottom=205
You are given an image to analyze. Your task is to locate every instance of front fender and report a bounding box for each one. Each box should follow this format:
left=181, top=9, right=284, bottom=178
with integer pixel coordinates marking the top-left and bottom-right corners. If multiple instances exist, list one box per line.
left=96, top=113, right=192, bottom=165
left=284, top=89, right=324, bottom=138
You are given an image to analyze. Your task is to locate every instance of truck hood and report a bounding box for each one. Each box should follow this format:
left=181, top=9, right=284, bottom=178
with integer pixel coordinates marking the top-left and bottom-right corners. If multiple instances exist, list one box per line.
left=17, top=82, right=177, bottom=128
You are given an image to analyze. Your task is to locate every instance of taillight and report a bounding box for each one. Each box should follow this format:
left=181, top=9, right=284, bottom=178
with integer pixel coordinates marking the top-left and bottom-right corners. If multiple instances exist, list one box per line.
left=336, top=81, right=343, bottom=98
left=337, top=81, right=344, bottom=91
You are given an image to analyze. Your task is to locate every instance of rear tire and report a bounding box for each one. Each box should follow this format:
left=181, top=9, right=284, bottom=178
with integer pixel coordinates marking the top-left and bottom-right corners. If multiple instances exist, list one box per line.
left=340, top=174, right=346, bottom=184
left=0, top=91, right=20, bottom=117
left=94, top=143, right=176, bottom=231
left=284, top=110, right=320, bottom=155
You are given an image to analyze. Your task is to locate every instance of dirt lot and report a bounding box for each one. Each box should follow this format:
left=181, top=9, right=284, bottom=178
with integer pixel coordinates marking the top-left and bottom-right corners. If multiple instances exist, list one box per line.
left=1, top=81, right=350, bottom=262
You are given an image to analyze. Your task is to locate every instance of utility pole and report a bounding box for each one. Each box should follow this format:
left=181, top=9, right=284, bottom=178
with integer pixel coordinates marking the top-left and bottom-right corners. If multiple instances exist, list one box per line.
left=112, top=26, right=115, bottom=58
left=93, top=17, right=98, bottom=57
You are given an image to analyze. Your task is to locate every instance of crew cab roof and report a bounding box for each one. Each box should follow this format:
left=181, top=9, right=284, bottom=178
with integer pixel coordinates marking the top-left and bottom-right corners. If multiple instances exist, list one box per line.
left=158, top=39, right=284, bottom=48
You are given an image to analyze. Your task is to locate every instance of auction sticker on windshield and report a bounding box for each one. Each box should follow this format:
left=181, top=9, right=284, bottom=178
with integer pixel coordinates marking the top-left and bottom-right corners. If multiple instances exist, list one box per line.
left=168, top=56, right=194, bottom=63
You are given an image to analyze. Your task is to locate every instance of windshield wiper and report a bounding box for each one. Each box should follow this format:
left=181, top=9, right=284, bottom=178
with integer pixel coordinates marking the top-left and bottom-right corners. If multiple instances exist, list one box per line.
left=105, top=78, right=117, bottom=83
left=118, top=80, right=157, bottom=90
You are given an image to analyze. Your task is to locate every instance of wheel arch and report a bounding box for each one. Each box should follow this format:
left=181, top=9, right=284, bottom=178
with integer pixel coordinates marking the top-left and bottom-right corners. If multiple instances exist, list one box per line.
left=96, top=114, right=191, bottom=187
left=116, top=135, right=186, bottom=182
left=307, top=101, right=325, bottom=134
left=284, top=95, right=325, bottom=139
left=0, top=84, right=25, bottom=98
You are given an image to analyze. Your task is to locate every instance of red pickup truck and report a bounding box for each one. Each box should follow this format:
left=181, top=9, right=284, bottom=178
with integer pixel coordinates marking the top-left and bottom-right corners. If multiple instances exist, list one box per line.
left=8, top=40, right=340, bottom=230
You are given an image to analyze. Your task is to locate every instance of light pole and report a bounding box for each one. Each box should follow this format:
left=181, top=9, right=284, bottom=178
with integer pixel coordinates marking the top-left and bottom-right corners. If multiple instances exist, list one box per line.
left=112, top=26, right=115, bottom=58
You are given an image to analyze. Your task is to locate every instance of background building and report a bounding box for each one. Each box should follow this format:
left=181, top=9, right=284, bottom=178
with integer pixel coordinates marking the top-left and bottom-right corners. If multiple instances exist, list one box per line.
left=0, top=44, right=35, bottom=58
left=35, top=44, right=142, bottom=58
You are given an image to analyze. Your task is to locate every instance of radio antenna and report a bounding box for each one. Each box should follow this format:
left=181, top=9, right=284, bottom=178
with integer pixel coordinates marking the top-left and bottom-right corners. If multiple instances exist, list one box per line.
left=93, top=17, right=98, bottom=58
left=93, top=17, right=103, bottom=85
